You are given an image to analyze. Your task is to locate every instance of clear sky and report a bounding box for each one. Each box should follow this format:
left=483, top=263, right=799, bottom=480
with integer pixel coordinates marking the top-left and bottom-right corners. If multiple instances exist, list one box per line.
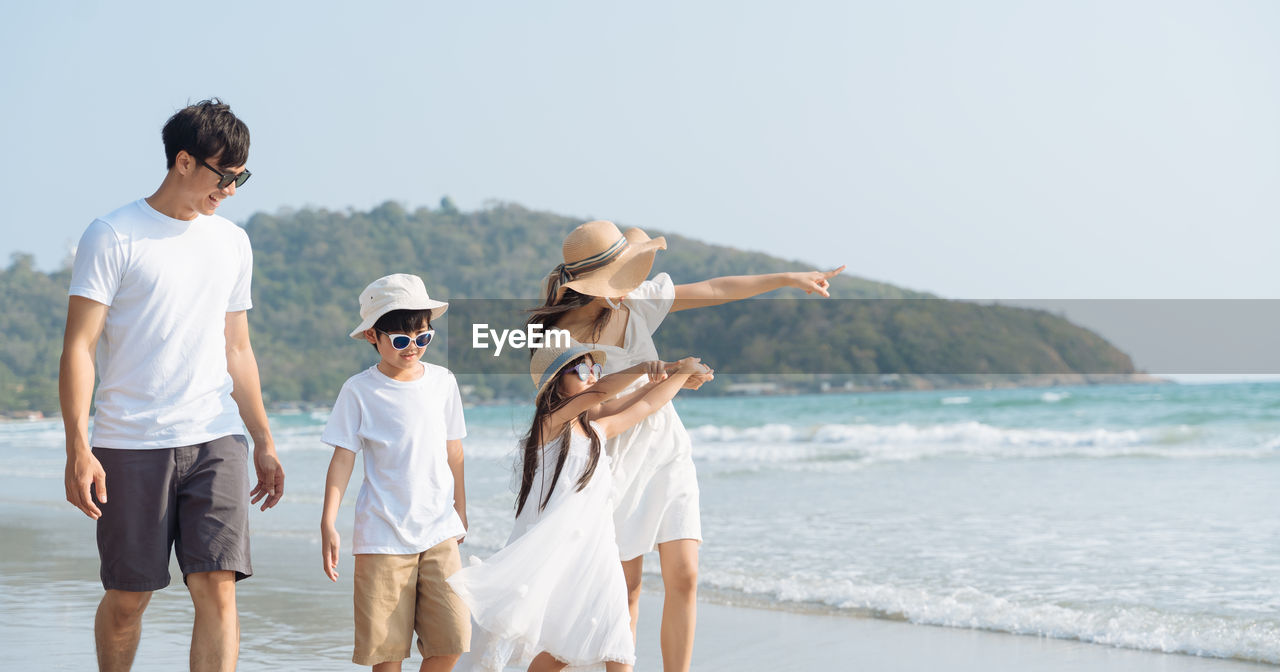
left=2, top=1, right=1277, bottom=305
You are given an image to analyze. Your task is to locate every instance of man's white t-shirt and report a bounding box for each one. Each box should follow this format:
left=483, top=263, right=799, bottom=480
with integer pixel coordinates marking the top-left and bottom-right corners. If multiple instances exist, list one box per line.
left=321, top=362, right=468, bottom=554
left=68, top=198, right=253, bottom=450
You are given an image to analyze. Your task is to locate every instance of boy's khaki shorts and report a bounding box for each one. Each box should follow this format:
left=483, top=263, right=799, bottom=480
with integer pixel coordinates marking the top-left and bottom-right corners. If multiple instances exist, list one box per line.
left=352, top=540, right=470, bottom=665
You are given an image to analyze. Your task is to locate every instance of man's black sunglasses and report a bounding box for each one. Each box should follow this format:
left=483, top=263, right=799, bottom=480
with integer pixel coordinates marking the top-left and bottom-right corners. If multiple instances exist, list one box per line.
left=199, top=159, right=252, bottom=189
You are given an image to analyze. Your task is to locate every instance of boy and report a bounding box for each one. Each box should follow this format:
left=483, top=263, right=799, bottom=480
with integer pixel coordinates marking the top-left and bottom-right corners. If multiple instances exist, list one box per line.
left=60, top=98, right=283, bottom=671
left=320, top=273, right=470, bottom=671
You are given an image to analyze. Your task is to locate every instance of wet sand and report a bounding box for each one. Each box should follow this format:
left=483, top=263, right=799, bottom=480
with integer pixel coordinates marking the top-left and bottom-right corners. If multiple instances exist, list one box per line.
left=1, top=500, right=1272, bottom=670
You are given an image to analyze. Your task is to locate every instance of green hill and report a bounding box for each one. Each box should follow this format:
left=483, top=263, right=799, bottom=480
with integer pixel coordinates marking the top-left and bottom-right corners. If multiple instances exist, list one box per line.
left=0, top=200, right=1137, bottom=414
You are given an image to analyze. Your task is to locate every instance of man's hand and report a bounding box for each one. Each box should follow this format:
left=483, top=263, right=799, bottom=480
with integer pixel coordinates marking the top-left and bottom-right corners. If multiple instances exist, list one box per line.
left=251, top=444, right=284, bottom=511
left=65, top=449, right=107, bottom=519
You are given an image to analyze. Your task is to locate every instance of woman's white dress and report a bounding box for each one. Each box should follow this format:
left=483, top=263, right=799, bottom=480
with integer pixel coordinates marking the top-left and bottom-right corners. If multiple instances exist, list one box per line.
left=589, top=273, right=702, bottom=561
left=447, top=422, right=635, bottom=671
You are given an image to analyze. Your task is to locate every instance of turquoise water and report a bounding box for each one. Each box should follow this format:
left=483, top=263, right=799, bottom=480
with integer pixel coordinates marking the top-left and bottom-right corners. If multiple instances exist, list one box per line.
left=2, top=381, right=1277, bottom=665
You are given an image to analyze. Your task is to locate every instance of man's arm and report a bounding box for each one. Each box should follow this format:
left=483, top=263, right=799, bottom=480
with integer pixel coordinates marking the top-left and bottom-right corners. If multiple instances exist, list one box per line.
left=60, top=296, right=109, bottom=519
left=225, top=310, right=284, bottom=510
left=447, top=439, right=466, bottom=542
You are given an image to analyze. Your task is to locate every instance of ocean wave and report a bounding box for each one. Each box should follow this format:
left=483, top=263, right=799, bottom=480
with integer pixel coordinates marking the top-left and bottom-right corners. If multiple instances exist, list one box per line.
left=686, top=421, right=1277, bottom=464
left=698, top=571, right=1280, bottom=664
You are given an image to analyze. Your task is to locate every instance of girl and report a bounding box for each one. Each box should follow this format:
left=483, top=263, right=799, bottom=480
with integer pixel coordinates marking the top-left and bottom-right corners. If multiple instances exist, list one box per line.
left=526, top=219, right=843, bottom=671
left=447, top=341, right=705, bottom=672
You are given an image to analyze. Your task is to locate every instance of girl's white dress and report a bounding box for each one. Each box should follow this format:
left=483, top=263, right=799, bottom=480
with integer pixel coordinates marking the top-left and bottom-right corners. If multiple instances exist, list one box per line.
left=589, top=273, right=702, bottom=561
left=447, top=422, right=635, bottom=671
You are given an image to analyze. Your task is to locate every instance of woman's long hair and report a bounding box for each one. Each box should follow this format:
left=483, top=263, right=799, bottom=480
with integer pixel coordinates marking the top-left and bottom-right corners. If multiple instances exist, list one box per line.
left=516, top=355, right=604, bottom=517
left=526, top=283, right=613, bottom=347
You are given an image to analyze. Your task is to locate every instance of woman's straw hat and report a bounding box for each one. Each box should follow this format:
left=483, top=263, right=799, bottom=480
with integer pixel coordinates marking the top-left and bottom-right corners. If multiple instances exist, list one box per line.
left=530, top=340, right=608, bottom=394
left=543, top=220, right=666, bottom=303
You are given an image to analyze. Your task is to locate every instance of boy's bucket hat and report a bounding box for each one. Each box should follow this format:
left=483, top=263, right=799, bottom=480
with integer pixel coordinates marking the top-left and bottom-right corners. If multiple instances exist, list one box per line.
left=543, top=220, right=666, bottom=303
left=530, top=340, right=608, bottom=393
left=349, top=274, right=449, bottom=339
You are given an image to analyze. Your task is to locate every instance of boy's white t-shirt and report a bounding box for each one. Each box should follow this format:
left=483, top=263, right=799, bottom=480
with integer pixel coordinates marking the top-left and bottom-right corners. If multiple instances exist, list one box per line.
left=321, top=362, right=468, bottom=554
left=68, top=198, right=253, bottom=449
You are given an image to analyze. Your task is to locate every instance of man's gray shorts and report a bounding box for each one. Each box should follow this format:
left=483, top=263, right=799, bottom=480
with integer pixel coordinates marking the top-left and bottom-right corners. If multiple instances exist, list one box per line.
left=92, top=435, right=253, bottom=592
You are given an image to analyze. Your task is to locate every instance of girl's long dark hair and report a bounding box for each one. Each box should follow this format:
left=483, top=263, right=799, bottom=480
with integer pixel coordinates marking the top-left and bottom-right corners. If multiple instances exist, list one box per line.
left=515, top=356, right=604, bottom=517
left=526, top=284, right=613, bottom=347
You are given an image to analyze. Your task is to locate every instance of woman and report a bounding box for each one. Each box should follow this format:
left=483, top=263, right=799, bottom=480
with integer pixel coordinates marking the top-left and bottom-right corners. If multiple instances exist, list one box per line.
left=527, top=220, right=842, bottom=672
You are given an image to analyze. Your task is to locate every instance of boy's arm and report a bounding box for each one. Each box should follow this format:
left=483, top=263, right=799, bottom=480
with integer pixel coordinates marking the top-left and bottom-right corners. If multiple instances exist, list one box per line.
left=447, top=439, right=466, bottom=542
left=670, top=265, right=846, bottom=312
left=320, top=448, right=356, bottom=581
left=60, top=296, right=108, bottom=520
left=225, top=310, right=284, bottom=511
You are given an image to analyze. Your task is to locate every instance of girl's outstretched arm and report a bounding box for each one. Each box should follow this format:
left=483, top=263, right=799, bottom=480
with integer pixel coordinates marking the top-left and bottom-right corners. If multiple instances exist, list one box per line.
left=671, top=265, right=846, bottom=312
left=594, top=357, right=704, bottom=439
left=590, top=360, right=712, bottom=419
left=543, top=360, right=662, bottom=430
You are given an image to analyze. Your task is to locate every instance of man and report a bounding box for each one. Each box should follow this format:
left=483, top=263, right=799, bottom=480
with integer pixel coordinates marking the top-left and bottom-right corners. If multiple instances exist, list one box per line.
left=60, top=99, right=284, bottom=672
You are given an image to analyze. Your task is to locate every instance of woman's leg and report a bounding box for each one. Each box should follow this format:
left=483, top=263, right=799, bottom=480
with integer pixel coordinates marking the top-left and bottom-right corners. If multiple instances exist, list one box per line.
left=621, top=556, right=644, bottom=641
left=656, top=539, right=699, bottom=672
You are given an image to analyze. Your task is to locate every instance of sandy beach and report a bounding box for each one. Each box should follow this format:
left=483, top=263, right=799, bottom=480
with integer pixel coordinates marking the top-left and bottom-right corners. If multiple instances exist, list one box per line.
left=2, top=498, right=1272, bottom=671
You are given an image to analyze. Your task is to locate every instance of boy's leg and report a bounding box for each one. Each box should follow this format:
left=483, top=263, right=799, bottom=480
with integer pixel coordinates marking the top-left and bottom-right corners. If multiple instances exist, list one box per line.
left=621, top=556, right=644, bottom=641
left=92, top=446, right=179, bottom=670
left=413, top=540, right=470, bottom=669
left=657, top=539, right=699, bottom=672
left=187, top=571, right=239, bottom=672
left=354, top=553, right=420, bottom=666
left=419, top=654, right=460, bottom=672
left=95, top=589, right=153, bottom=671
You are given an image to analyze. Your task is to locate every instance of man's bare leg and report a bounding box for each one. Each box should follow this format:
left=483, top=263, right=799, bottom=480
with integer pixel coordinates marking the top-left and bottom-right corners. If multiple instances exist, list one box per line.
left=187, top=571, right=238, bottom=672
left=96, top=589, right=152, bottom=671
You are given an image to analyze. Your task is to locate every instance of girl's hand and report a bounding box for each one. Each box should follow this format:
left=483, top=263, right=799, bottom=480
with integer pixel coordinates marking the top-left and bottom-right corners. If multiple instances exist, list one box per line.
left=789, top=265, right=846, bottom=297
left=644, top=360, right=669, bottom=382
left=684, top=365, right=715, bottom=390
left=321, top=524, right=341, bottom=582
left=675, top=356, right=703, bottom=374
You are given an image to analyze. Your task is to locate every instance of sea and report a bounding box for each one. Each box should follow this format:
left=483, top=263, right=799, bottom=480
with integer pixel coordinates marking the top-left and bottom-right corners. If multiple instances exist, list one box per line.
left=1, top=381, right=1277, bottom=668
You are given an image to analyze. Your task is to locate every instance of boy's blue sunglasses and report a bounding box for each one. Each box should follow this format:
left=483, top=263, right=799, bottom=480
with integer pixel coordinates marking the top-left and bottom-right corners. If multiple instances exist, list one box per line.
left=379, top=329, right=434, bottom=350
left=566, top=362, right=602, bottom=381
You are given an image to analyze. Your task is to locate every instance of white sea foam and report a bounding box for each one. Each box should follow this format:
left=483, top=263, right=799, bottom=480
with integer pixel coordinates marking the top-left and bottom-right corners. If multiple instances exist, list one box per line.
left=699, top=571, right=1280, bottom=664
left=686, top=421, right=1277, bottom=464
left=941, top=396, right=971, bottom=405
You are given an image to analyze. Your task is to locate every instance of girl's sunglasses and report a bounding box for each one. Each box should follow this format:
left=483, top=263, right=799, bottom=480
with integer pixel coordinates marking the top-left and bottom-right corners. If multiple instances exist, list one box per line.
left=565, top=362, right=603, bottom=381
left=379, top=329, right=434, bottom=350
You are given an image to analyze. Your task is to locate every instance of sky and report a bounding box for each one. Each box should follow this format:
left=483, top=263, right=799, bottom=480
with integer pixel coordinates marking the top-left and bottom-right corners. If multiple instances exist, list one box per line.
left=2, top=2, right=1277, bottom=340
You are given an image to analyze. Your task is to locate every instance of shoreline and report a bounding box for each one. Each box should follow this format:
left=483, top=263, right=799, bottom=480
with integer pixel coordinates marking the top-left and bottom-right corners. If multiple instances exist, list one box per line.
left=641, top=593, right=1277, bottom=672
left=0, top=506, right=1272, bottom=671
